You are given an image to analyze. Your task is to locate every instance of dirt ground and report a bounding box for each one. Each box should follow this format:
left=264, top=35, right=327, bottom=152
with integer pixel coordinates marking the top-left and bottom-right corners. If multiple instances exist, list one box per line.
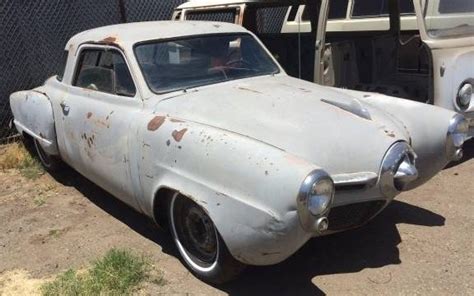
left=1, top=140, right=473, bottom=295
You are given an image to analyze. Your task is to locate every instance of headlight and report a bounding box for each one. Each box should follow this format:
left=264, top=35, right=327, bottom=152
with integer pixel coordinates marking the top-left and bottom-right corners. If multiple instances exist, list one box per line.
left=457, top=82, right=473, bottom=110
left=297, top=170, right=334, bottom=232
left=308, top=178, right=333, bottom=216
left=447, top=114, right=469, bottom=161
left=380, top=141, right=418, bottom=198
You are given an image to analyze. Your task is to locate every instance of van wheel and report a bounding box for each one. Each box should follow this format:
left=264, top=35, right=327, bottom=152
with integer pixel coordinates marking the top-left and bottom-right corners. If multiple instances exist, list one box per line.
left=169, top=193, right=246, bottom=284
left=34, top=139, right=62, bottom=171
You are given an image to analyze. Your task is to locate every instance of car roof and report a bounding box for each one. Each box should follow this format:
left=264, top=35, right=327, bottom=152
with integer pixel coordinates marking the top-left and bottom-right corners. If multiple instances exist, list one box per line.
left=65, top=20, right=249, bottom=50
left=177, top=0, right=302, bottom=9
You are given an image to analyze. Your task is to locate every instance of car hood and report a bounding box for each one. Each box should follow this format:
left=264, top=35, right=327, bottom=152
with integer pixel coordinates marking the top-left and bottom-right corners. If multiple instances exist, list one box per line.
left=153, top=75, right=408, bottom=175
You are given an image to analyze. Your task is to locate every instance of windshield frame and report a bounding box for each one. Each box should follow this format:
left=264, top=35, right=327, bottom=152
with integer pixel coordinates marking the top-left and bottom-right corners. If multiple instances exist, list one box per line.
left=133, top=32, right=282, bottom=95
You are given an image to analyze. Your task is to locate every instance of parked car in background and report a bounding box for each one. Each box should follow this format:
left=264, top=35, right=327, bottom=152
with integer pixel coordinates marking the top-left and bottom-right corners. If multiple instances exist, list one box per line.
left=174, top=0, right=474, bottom=137
left=10, top=21, right=469, bottom=283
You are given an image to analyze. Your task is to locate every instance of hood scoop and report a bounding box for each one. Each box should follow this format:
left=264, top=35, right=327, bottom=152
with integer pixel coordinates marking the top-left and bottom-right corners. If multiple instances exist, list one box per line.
left=321, top=98, right=372, bottom=121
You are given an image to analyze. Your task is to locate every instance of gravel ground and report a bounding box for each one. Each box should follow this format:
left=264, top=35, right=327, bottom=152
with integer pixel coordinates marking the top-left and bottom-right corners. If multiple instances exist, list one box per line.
left=0, top=140, right=473, bottom=295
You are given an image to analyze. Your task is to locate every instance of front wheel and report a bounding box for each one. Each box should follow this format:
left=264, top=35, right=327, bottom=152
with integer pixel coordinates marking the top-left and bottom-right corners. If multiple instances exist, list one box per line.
left=34, top=139, right=62, bottom=172
left=169, top=193, right=246, bottom=284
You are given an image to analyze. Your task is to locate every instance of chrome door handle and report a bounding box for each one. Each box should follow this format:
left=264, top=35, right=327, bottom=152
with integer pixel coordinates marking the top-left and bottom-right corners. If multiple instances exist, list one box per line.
left=60, top=101, right=70, bottom=115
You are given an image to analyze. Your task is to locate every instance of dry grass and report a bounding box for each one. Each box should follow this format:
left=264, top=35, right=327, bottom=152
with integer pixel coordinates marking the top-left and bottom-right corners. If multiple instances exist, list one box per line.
left=0, top=142, right=44, bottom=179
left=41, top=248, right=164, bottom=296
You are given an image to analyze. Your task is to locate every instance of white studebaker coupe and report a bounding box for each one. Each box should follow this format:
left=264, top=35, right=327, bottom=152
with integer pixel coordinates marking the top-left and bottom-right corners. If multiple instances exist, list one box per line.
left=10, top=21, right=469, bottom=283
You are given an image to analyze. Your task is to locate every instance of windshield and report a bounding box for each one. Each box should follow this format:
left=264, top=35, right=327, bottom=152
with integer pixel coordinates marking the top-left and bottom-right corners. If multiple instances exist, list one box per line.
left=134, top=34, right=280, bottom=93
left=423, top=0, right=474, bottom=39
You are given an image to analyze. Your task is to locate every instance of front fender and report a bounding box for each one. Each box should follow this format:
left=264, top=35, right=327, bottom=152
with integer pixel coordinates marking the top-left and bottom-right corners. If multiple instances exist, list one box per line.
left=9, top=89, right=58, bottom=155
left=359, top=94, right=457, bottom=188
left=138, top=115, right=317, bottom=265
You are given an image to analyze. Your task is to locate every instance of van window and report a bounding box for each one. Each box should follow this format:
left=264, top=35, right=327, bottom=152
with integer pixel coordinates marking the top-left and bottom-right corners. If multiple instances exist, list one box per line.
left=287, top=5, right=299, bottom=21
left=256, top=7, right=289, bottom=33
left=352, top=0, right=414, bottom=17
left=302, top=0, right=349, bottom=21
left=328, top=0, right=349, bottom=19
left=424, top=0, right=474, bottom=38
left=438, top=0, right=474, bottom=13
left=186, top=9, right=236, bottom=23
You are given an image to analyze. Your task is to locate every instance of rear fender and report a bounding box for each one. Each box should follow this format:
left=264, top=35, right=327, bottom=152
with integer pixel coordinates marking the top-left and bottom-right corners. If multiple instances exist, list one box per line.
left=9, top=89, right=58, bottom=155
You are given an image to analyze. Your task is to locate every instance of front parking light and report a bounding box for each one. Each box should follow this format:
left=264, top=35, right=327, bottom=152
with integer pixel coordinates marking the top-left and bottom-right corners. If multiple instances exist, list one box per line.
left=447, top=114, right=469, bottom=161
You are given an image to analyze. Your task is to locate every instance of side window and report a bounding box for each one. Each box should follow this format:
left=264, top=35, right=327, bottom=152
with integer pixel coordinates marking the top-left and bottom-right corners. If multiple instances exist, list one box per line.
left=328, top=0, right=349, bottom=20
left=352, top=0, right=414, bottom=18
left=73, top=48, right=136, bottom=97
left=287, top=5, right=299, bottom=21
left=302, top=0, right=349, bottom=21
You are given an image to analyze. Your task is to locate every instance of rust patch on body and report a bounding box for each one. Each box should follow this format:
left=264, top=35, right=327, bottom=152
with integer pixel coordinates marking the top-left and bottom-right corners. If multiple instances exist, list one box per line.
left=384, top=130, right=396, bottom=138
left=86, top=112, right=92, bottom=119
left=172, top=128, right=188, bottom=142
left=101, top=36, right=117, bottom=44
left=147, top=116, right=166, bottom=131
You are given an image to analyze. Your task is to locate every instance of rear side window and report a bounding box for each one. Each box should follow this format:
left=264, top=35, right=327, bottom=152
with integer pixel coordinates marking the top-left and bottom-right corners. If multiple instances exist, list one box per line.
left=352, top=0, right=414, bottom=17
left=73, top=48, right=136, bottom=97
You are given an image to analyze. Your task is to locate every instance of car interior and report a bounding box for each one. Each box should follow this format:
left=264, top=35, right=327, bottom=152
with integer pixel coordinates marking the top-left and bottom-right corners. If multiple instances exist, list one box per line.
left=319, top=0, right=432, bottom=103
left=74, top=49, right=136, bottom=97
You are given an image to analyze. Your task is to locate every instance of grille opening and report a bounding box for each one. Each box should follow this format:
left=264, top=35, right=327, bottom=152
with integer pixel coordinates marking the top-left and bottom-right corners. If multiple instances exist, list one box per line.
left=335, top=183, right=368, bottom=192
left=327, top=200, right=386, bottom=231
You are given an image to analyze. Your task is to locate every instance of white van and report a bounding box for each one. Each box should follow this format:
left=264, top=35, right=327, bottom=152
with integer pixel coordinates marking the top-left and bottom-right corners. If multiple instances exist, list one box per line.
left=174, top=0, right=474, bottom=135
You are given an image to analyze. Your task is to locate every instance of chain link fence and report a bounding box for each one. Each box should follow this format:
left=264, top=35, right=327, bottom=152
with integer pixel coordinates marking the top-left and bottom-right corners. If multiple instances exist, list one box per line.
left=0, top=0, right=285, bottom=142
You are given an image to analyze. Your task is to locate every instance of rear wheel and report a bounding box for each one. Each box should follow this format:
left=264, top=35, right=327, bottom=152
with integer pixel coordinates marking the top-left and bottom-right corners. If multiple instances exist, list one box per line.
left=168, top=193, right=245, bottom=284
left=34, top=139, right=62, bottom=172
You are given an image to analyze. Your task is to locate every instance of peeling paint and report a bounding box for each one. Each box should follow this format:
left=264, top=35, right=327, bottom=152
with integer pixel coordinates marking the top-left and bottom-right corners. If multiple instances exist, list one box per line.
left=101, top=36, right=117, bottom=44
left=147, top=116, right=166, bottom=131
left=384, top=130, right=396, bottom=138
left=237, top=86, right=263, bottom=94
left=172, top=128, right=188, bottom=142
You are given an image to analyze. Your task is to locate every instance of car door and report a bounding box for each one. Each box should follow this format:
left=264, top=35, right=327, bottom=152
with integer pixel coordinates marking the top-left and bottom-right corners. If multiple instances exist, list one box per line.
left=54, top=45, right=142, bottom=209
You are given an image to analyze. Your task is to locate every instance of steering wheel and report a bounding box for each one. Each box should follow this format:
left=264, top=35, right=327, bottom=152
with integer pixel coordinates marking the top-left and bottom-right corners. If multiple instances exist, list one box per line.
left=226, top=58, right=253, bottom=68
left=208, top=66, right=228, bottom=79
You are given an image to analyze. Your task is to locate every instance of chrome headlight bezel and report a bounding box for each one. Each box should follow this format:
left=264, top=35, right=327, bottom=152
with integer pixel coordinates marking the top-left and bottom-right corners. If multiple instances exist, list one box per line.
left=446, top=114, right=469, bottom=162
left=297, top=170, right=335, bottom=232
left=380, top=141, right=418, bottom=198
